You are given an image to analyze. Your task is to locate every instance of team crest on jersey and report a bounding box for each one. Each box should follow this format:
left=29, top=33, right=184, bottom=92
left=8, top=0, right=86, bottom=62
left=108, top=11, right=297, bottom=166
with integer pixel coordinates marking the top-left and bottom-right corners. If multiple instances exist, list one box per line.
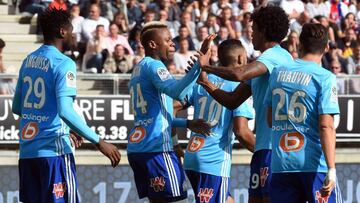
left=150, top=176, right=165, bottom=192
left=315, top=190, right=329, bottom=203
left=53, top=182, right=67, bottom=199
left=66, top=71, right=76, bottom=88
left=157, top=68, right=172, bottom=81
left=197, top=188, right=214, bottom=203
left=187, top=136, right=205, bottom=152
left=129, top=126, right=146, bottom=143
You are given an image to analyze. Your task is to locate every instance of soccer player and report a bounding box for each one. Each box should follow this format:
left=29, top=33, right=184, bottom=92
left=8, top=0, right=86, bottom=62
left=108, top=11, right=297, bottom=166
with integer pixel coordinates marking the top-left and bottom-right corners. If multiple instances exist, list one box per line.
left=127, top=22, right=215, bottom=203
left=264, top=23, right=343, bottom=203
left=12, top=8, right=121, bottom=203
left=197, top=6, right=292, bottom=203
left=181, top=39, right=255, bottom=203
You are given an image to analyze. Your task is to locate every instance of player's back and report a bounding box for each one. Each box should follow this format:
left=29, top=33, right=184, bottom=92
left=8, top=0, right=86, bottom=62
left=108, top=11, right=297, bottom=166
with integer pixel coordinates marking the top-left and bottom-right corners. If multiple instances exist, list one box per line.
left=127, top=56, right=174, bottom=153
left=252, top=45, right=293, bottom=151
left=184, top=74, right=253, bottom=177
left=18, top=45, right=76, bottom=159
left=266, top=59, right=339, bottom=173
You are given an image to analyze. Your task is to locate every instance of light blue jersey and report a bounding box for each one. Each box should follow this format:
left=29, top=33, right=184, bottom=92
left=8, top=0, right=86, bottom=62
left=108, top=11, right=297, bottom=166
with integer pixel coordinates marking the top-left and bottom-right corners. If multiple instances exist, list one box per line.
left=127, top=56, right=200, bottom=153
left=15, top=45, right=76, bottom=159
left=251, top=45, right=293, bottom=151
left=264, top=59, right=340, bottom=173
left=184, top=74, right=254, bottom=177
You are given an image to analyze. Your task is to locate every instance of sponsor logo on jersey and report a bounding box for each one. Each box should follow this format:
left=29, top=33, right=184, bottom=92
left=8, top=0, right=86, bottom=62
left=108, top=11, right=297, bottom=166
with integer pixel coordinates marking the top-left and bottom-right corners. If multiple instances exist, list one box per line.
left=150, top=176, right=165, bottom=192
left=21, top=122, right=39, bottom=140
left=279, top=132, right=305, bottom=152
left=197, top=188, right=214, bottom=203
left=53, top=182, right=67, bottom=199
left=157, top=68, right=172, bottom=81
left=187, top=136, right=205, bottom=152
left=315, top=190, right=329, bottom=203
left=66, top=71, right=76, bottom=88
left=129, top=126, right=146, bottom=143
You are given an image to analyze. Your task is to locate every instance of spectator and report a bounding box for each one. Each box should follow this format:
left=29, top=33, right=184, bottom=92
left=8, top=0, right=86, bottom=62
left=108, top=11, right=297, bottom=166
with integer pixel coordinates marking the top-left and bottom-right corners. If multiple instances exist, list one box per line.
left=142, top=9, right=156, bottom=25
left=314, top=15, right=336, bottom=42
left=179, top=11, right=197, bottom=38
left=240, top=22, right=257, bottom=60
left=209, top=44, right=219, bottom=65
left=70, top=4, right=84, bottom=43
left=0, top=39, right=15, bottom=95
left=219, top=6, right=241, bottom=39
left=48, top=0, right=67, bottom=10
left=159, top=9, right=179, bottom=38
left=193, top=26, right=209, bottom=50
left=337, top=28, right=357, bottom=58
left=80, top=4, right=110, bottom=43
left=280, top=0, right=305, bottom=20
left=210, top=0, right=232, bottom=16
left=134, top=41, right=145, bottom=59
left=305, top=0, right=329, bottom=18
left=330, top=60, right=347, bottom=94
left=105, top=23, right=134, bottom=56
left=327, top=0, right=349, bottom=25
left=281, top=31, right=300, bottom=55
left=148, top=0, right=181, bottom=22
left=199, top=14, right=220, bottom=34
left=128, top=25, right=142, bottom=52
left=83, top=25, right=108, bottom=73
left=110, top=0, right=127, bottom=21
left=104, top=44, right=134, bottom=73
left=173, top=38, right=195, bottom=74
left=322, top=41, right=348, bottom=72
left=127, top=0, right=143, bottom=27
left=234, top=0, right=255, bottom=17
left=167, top=61, right=178, bottom=74
left=192, top=0, right=211, bottom=23
left=214, top=26, right=230, bottom=45
left=113, top=12, right=130, bottom=35
left=347, top=42, right=360, bottom=74
left=173, top=25, right=195, bottom=51
left=290, top=11, right=311, bottom=34
left=349, top=65, right=360, bottom=93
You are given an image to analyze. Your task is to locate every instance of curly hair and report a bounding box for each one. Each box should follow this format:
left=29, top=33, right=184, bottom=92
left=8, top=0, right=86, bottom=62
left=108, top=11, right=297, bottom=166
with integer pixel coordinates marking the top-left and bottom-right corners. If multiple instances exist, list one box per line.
left=251, top=6, right=289, bottom=43
left=300, top=23, right=328, bottom=54
left=39, top=8, right=71, bottom=42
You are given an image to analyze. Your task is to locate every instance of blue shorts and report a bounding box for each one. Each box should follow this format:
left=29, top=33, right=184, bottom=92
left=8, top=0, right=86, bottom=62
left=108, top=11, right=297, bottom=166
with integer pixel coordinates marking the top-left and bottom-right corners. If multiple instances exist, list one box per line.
left=186, top=170, right=231, bottom=203
left=19, top=154, right=79, bottom=203
left=270, top=172, right=343, bottom=203
left=248, top=149, right=272, bottom=198
left=128, top=151, right=187, bottom=202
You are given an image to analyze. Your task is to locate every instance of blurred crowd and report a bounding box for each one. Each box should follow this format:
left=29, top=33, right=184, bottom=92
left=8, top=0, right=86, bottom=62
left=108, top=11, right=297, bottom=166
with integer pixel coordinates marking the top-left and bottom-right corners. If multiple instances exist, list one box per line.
left=1, top=0, right=360, bottom=94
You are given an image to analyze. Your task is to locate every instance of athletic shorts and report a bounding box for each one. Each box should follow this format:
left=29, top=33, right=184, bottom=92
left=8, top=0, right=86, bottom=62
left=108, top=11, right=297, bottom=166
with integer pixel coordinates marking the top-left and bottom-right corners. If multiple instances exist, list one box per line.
left=248, top=149, right=272, bottom=198
left=186, top=170, right=231, bottom=203
left=19, top=153, right=79, bottom=203
left=270, top=172, right=343, bottom=203
left=128, top=151, right=187, bottom=202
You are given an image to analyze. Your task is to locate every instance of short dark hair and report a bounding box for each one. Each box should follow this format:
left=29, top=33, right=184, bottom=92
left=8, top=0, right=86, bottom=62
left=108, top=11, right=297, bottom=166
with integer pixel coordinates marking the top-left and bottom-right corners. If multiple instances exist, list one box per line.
left=218, top=39, right=244, bottom=66
left=251, top=6, right=289, bottom=43
left=299, top=23, right=328, bottom=55
left=39, top=8, right=71, bottom=42
left=0, top=38, right=5, bottom=49
left=140, top=21, right=168, bottom=49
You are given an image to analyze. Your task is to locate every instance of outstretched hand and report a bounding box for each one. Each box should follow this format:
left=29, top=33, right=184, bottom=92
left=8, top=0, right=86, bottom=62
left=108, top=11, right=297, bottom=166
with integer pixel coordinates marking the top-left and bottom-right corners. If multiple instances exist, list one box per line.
left=69, top=131, right=84, bottom=148
left=188, top=119, right=211, bottom=136
left=96, top=139, right=121, bottom=168
left=200, top=34, right=217, bottom=54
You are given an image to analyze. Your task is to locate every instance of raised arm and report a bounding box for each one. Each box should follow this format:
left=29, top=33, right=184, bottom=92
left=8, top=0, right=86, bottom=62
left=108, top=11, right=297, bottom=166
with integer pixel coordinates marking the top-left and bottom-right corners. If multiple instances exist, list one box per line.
left=198, top=73, right=252, bottom=109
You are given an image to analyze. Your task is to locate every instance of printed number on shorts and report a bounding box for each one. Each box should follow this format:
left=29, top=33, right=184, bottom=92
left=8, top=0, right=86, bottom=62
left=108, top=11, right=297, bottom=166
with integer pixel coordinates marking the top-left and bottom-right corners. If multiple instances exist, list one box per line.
left=129, top=126, right=146, bottom=143
left=129, top=84, right=147, bottom=116
left=251, top=167, right=269, bottom=189
left=273, top=88, right=306, bottom=123
left=22, top=122, right=39, bottom=140
left=280, top=132, right=305, bottom=152
left=187, top=136, right=205, bottom=152
left=23, top=76, right=46, bottom=109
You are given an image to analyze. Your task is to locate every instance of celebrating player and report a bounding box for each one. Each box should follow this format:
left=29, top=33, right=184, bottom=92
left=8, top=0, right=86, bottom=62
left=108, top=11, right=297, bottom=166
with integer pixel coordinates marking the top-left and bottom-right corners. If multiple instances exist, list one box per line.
left=264, top=23, right=343, bottom=203
left=12, top=8, right=121, bottom=203
left=197, top=6, right=292, bottom=203
left=127, top=22, right=214, bottom=203
left=180, top=39, right=255, bottom=203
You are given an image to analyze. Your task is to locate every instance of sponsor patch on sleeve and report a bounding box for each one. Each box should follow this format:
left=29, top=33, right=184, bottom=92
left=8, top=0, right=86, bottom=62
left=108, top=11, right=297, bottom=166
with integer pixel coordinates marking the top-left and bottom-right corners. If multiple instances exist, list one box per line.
left=157, top=68, right=172, bottom=81
left=66, top=71, right=76, bottom=88
left=330, top=85, right=338, bottom=103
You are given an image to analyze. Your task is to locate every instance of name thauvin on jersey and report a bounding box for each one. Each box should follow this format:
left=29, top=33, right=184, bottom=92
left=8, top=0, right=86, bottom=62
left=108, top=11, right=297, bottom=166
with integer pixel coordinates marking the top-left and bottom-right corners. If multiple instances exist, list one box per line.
left=25, top=56, right=50, bottom=72
left=277, top=71, right=313, bottom=86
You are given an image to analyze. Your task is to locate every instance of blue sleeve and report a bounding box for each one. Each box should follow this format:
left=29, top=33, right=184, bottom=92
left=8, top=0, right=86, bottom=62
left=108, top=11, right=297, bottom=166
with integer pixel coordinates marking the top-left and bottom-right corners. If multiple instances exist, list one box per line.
left=256, top=47, right=277, bottom=74
left=146, top=60, right=201, bottom=101
left=58, top=96, right=100, bottom=144
left=54, top=59, right=77, bottom=98
left=318, top=74, right=340, bottom=115
left=12, top=64, right=24, bottom=115
left=232, top=82, right=254, bottom=119
left=172, top=118, right=187, bottom=128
